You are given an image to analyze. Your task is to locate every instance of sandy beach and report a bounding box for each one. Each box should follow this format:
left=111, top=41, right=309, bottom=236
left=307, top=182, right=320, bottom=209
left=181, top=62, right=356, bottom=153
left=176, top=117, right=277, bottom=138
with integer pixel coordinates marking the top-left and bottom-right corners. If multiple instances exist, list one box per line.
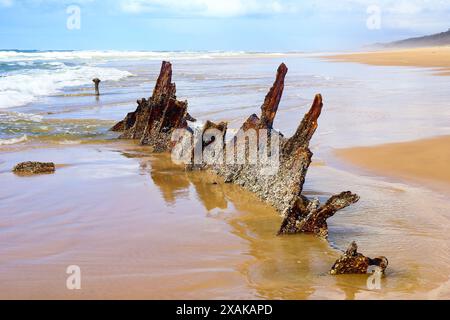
left=336, top=136, right=450, bottom=192
left=1, top=51, right=450, bottom=299
left=326, top=46, right=450, bottom=192
left=2, top=142, right=449, bottom=299
left=3, top=0, right=450, bottom=308
left=327, top=46, right=450, bottom=75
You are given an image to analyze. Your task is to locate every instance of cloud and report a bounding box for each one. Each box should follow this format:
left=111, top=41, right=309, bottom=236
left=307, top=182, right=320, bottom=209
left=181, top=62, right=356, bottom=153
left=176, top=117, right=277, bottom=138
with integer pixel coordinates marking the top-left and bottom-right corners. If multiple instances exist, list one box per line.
left=0, top=0, right=13, bottom=7
left=3, top=0, right=450, bottom=34
left=370, top=0, right=450, bottom=32
left=119, top=0, right=290, bottom=17
left=118, top=0, right=450, bottom=26
left=0, top=0, right=95, bottom=7
left=117, top=0, right=450, bottom=35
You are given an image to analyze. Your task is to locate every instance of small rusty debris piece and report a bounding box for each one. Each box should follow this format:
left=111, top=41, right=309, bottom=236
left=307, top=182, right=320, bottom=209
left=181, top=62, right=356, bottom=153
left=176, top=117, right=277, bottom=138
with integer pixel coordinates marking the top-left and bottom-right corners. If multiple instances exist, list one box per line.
left=330, top=242, right=388, bottom=275
left=13, top=162, right=55, bottom=175
left=185, top=112, right=197, bottom=122
left=92, top=78, right=101, bottom=96
left=278, top=191, right=360, bottom=237
left=113, top=61, right=360, bottom=238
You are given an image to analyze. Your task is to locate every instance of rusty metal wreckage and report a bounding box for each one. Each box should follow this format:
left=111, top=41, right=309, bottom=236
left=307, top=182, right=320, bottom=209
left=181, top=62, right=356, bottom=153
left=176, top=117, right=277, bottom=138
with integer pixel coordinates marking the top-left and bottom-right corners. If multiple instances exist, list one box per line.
left=111, top=61, right=388, bottom=275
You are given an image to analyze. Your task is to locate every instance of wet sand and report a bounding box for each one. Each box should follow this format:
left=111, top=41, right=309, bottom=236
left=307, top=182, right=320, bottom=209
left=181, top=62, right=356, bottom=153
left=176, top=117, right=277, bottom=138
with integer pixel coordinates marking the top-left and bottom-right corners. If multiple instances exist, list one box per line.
left=336, top=136, right=450, bottom=193
left=0, top=143, right=253, bottom=299
left=326, top=47, right=450, bottom=191
left=1, top=54, right=450, bottom=299
left=1, top=142, right=450, bottom=299
left=326, top=46, right=450, bottom=75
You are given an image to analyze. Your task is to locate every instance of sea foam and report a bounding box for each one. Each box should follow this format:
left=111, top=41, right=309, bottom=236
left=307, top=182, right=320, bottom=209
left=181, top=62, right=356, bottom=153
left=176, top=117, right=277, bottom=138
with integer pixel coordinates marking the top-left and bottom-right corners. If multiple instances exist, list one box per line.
left=0, top=50, right=293, bottom=109
left=0, top=65, right=132, bottom=109
left=0, top=50, right=283, bottom=62
left=0, top=135, right=28, bottom=146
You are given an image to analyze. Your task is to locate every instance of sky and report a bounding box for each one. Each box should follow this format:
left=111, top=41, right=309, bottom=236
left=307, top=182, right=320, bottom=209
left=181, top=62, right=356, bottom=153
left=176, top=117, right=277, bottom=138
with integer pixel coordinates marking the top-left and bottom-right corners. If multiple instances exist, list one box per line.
left=0, top=0, right=449, bottom=51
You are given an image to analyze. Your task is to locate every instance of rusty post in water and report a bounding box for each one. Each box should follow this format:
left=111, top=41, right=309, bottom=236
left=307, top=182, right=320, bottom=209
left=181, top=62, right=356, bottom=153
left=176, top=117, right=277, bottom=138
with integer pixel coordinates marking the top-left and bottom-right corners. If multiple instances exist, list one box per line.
left=92, top=78, right=101, bottom=96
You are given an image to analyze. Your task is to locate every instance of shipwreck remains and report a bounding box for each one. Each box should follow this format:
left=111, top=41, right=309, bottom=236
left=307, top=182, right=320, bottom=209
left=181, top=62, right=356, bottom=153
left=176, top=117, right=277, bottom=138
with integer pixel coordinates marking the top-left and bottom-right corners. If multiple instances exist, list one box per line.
left=112, top=61, right=361, bottom=239
left=330, top=242, right=388, bottom=275
left=111, top=60, right=389, bottom=274
left=112, top=61, right=360, bottom=237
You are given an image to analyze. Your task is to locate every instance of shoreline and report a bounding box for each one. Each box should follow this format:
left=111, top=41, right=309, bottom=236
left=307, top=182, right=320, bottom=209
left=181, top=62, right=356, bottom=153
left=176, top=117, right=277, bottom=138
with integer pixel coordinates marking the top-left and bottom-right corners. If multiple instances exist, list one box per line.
left=2, top=141, right=449, bottom=299
left=2, top=53, right=450, bottom=299
left=335, top=135, right=450, bottom=195
left=325, top=46, right=450, bottom=195
left=324, top=46, right=450, bottom=76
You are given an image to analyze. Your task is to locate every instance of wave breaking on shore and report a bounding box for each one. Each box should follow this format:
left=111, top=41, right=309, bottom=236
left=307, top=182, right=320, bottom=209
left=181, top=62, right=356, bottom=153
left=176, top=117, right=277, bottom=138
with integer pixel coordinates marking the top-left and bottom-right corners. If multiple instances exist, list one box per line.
left=0, top=135, right=28, bottom=146
left=0, top=64, right=132, bottom=109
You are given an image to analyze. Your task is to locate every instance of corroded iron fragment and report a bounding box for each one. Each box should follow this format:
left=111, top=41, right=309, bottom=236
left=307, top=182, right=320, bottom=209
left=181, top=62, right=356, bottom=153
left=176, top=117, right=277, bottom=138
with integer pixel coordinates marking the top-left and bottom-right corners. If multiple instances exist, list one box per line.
left=278, top=191, right=360, bottom=237
left=330, top=242, right=388, bottom=275
left=185, top=113, right=197, bottom=122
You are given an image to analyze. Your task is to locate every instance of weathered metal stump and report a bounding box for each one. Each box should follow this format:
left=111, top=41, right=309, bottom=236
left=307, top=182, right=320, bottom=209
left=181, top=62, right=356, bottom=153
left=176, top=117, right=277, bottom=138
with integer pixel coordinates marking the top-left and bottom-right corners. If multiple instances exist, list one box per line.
left=92, top=78, right=101, bottom=96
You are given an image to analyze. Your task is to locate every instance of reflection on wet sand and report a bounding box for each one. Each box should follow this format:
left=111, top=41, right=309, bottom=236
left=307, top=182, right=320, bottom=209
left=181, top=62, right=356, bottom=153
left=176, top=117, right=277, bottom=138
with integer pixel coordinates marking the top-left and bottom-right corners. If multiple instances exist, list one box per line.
left=0, top=143, right=446, bottom=299
left=131, top=150, right=382, bottom=299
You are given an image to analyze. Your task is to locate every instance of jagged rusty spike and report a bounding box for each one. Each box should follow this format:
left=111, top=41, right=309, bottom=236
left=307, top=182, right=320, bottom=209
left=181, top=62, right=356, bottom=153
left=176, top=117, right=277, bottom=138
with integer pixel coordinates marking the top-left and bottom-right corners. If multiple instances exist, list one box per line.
left=259, top=63, right=288, bottom=129
left=282, top=93, right=323, bottom=156
left=330, top=242, right=388, bottom=275
left=152, top=61, right=176, bottom=102
left=111, top=61, right=188, bottom=152
left=240, top=63, right=287, bottom=132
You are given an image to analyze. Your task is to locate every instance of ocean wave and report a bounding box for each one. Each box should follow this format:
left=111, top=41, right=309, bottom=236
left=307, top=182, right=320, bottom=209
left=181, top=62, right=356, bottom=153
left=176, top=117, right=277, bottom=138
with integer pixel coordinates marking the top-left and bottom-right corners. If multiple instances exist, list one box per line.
left=58, top=139, right=82, bottom=145
left=0, top=50, right=289, bottom=63
left=0, top=65, right=132, bottom=109
left=0, top=135, right=28, bottom=146
left=0, top=111, right=43, bottom=122
left=0, top=60, right=66, bottom=73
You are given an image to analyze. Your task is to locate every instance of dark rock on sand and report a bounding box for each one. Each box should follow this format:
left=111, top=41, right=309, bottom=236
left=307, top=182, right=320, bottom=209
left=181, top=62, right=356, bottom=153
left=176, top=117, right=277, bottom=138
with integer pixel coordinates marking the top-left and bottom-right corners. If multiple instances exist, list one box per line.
left=13, top=162, right=56, bottom=175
